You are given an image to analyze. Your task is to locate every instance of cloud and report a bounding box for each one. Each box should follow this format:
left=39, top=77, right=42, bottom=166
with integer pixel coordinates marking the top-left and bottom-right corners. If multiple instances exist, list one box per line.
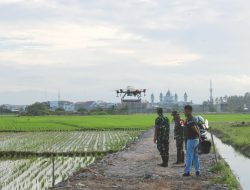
left=0, top=22, right=143, bottom=65
left=136, top=41, right=200, bottom=66
left=0, top=20, right=199, bottom=67
left=0, top=0, right=250, bottom=104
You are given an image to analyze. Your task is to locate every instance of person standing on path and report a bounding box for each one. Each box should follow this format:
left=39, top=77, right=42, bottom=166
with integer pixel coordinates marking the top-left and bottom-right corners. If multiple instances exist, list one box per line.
left=183, top=105, right=201, bottom=177
left=172, top=111, right=185, bottom=165
left=153, top=108, right=170, bottom=167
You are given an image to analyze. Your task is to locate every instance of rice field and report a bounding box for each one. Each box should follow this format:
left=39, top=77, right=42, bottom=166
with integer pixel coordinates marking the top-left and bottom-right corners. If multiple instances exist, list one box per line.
left=0, top=115, right=154, bottom=131
left=1, top=113, right=250, bottom=189
left=0, top=130, right=143, bottom=190
left=0, top=156, right=95, bottom=190
left=0, top=131, right=141, bottom=153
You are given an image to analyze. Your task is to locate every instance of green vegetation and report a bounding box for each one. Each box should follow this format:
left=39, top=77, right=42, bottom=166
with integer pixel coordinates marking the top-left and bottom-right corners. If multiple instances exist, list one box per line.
left=209, top=122, right=250, bottom=157
left=201, top=113, right=250, bottom=157
left=203, top=113, right=250, bottom=122
left=0, top=113, right=248, bottom=190
left=25, top=102, right=50, bottom=116
left=209, top=161, right=240, bottom=190
left=0, top=131, right=142, bottom=153
left=0, top=114, right=156, bottom=131
left=0, top=156, right=96, bottom=190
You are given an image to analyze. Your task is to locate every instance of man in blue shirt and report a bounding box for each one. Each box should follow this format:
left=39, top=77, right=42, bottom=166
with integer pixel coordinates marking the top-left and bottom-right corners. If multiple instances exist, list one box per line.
left=183, top=105, right=200, bottom=177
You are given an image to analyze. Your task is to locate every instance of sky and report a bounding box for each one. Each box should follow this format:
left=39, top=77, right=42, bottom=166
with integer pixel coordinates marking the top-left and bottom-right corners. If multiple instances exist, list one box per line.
left=0, top=0, right=250, bottom=105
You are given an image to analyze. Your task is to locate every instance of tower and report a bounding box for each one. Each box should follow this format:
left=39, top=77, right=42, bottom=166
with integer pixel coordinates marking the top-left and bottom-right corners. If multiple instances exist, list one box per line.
left=159, top=92, right=163, bottom=102
left=210, top=80, right=214, bottom=104
left=58, top=88, right=61, bottom=108
left=151, top=93, right=155, bottom=104
left=184, top=92, right=188, bottom=103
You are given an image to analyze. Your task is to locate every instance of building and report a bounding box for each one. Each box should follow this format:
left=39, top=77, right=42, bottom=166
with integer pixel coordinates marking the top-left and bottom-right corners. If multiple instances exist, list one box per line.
left=215, top=98, right=228, bottom=113
left=1, top=104, right=26, bottom=113
left=75, top=101, right=97, bottom=111
left=62, top=101, right=75, bottom=112
left=159, top=90, right=175, bottom=105
left=49, top=101, right=75, bottom=112
left=49, top=101, right=59, bottom=111
left=159, top=90, right=190, bottom=106
left=152, top=90, right=193, bottom=112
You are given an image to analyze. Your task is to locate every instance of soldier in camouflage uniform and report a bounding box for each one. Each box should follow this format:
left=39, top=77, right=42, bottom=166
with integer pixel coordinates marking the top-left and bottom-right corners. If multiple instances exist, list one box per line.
left=154, top=108, right=170, bottom=167
left=172, top=111, right=185, bottom=164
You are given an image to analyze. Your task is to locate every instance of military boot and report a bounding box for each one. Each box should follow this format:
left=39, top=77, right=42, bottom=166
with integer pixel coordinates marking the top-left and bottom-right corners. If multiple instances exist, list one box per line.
left=162, top=156, right=168, bottom=167
left=159, top=156, right=168, bottom=167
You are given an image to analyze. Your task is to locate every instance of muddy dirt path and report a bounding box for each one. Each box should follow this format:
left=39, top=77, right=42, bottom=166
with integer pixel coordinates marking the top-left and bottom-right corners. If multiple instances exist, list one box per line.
left=54, top=126, right=220, bottom=190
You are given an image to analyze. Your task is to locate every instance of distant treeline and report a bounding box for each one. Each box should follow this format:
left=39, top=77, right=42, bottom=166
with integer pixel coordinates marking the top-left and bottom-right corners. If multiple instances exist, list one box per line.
left=215, top=92, right=250, bottom=112
left=18, top=102, right=128, bottom=116
left=2, top=92, right=250, bottom=116
left=0, top=107, right=13, bottom=114
left=227, top=92, right=250, bottom=112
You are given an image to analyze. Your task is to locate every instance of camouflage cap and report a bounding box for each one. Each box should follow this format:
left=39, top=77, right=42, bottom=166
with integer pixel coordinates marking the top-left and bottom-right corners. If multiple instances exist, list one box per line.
left=157, top=107, right=163, bottom=115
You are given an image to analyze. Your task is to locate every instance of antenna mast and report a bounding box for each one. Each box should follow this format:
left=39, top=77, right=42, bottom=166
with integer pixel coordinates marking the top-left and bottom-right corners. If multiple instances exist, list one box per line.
left=58, top=88, right=61, bottom=108
left=210, top=80, right=213, bottom=103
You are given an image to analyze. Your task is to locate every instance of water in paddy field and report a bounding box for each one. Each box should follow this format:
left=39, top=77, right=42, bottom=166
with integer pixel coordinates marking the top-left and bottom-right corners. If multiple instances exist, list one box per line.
left=211, top=134, right=250, bottom=190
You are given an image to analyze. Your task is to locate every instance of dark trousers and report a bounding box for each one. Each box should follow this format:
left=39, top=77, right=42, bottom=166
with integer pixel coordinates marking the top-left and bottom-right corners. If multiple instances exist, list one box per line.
left=157, top=140, right=169, bottom=163
left=176, top=138, right=184, bottom=163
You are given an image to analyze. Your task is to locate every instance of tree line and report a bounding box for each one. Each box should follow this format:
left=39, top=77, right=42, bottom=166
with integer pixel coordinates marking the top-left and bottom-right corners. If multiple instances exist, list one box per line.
left=18, top=102, right=128, bottom=116
left=203, top=92, right=250, bottom=112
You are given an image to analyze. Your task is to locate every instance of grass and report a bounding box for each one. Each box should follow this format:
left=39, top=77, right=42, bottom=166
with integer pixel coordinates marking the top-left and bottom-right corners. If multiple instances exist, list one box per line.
left=201, top=113, right=250, bottom=158
left=1, top=113, right=250, bottom=156
left=0, top=114, right=157, bottom=131
left=203, top=113, right=250, bottom=122
left=209, top=161, right=240, bottom=190
left=209, top=122, right=250, bottom=157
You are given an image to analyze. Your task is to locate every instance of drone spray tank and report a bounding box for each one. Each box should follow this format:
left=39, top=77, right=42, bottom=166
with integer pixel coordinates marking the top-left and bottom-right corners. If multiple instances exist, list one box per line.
left=115, top=86, right=147, bottom=114
left=116, top=86, right=146, bottom=103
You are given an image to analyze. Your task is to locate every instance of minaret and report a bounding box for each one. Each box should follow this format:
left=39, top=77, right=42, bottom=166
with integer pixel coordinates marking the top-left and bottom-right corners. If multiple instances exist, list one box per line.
left=159, top=92, right=163, bottom=102
left=184, top=92, right=188, bottom=103
left=210, top=80, right=214, bottom=104
left=151, top=93, right=155, bottom=104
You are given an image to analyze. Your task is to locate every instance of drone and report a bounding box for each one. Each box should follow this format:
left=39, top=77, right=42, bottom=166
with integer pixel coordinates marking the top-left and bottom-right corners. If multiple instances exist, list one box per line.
left=116, top=86, right=146, bottom=103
